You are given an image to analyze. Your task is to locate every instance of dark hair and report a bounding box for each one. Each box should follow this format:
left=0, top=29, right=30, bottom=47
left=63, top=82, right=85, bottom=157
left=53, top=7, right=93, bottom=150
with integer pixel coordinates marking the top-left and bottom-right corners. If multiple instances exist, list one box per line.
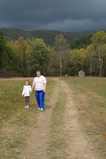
left=36, top=70, right=41, bottom=73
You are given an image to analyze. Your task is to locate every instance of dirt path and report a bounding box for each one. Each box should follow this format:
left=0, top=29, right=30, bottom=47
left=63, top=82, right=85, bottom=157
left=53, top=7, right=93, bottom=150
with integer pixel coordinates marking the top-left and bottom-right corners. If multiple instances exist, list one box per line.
left=61, top=80, right=99, bottom=159
left=20, top=78, right=99, bottom=159
left=20, top=78, right=59, bottom=159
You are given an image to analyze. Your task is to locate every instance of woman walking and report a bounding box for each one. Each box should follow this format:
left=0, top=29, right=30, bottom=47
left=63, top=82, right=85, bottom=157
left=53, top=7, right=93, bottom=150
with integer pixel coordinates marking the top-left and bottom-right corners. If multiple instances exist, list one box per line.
left=31, top=70, right=47, bottom=111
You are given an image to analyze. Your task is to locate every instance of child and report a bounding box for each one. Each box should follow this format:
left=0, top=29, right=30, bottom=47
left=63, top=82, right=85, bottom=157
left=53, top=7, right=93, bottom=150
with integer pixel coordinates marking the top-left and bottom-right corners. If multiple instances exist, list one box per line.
left=22, top=80, right=31, bottom=108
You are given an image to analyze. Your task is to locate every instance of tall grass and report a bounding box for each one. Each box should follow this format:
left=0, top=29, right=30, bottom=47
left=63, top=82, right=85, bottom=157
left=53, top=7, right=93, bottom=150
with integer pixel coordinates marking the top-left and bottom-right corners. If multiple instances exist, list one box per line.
left=62, top=77, right=106, bottom=159
left=64, top=77, right=106, bottom=107
left=0, top=77, right=55, bottom=159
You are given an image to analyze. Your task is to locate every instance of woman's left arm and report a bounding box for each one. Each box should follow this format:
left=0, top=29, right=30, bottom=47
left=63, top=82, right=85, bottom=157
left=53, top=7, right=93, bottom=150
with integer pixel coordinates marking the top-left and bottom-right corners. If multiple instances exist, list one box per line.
left=43, top=83, right=46, bottom=93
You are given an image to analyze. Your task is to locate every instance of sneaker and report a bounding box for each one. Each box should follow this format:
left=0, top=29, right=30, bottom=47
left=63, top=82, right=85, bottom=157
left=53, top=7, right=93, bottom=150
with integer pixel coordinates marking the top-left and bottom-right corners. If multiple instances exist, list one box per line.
left=25, top=105, right=27, bottom=108
left=38, top=107, right=41, bottom=110
left=27, top=105, right=29, bottom=108
left=41, top=108, right=43, bottom=111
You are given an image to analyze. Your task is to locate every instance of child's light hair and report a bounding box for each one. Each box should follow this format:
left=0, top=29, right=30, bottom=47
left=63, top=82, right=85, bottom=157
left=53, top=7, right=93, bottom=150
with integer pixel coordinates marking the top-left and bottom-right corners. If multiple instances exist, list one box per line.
left=26, top=80, right=30, bottom=85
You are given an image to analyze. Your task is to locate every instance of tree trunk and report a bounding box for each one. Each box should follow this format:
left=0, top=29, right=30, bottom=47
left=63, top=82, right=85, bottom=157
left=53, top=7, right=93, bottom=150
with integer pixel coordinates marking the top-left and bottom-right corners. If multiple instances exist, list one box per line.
left=60, top=51, right=62, bottom=76
left=99, top=59, right=103, bottom=77
left=90, top=58, right=92, bottom=76
left=22, top=46, right=23, bottom=70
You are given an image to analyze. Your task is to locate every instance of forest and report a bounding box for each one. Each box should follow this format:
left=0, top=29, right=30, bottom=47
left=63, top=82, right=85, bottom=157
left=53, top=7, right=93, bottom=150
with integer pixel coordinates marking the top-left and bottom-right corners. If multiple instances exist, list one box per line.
left=1, top=28, right=94, bottom=47
left=0, top=29, right=106, bottom=77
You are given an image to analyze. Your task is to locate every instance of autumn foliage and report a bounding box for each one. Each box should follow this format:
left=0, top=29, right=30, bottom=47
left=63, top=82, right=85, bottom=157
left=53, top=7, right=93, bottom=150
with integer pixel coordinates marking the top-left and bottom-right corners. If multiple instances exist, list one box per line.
left=0, top=29, right=106, bottom=77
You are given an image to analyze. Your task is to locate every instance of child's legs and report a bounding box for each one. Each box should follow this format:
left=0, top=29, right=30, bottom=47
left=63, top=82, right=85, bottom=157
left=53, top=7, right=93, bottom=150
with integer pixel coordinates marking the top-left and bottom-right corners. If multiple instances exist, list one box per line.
left=39, top=91, right=45, bottom=109
left=25, top=96, right=29, bottom=105
left=25, top=97, right=27, bottom=106
left=26, top=96, right=29, bottom=105
left=35, top=91, right=40, bottom=108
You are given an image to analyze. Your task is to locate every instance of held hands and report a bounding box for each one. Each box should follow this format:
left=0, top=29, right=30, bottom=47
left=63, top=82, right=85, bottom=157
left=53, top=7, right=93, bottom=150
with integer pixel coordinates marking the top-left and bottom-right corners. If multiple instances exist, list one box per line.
left=31, top=88, right=33, bottom=93
left=31, top=85, right=34, bottom=93
left=43, top=89, right=46, bottom=93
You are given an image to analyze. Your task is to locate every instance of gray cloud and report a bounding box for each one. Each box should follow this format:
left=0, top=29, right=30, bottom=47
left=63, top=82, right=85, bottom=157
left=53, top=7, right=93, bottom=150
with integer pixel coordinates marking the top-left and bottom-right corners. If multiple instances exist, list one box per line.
left=0, top=0, right=106, bottom=32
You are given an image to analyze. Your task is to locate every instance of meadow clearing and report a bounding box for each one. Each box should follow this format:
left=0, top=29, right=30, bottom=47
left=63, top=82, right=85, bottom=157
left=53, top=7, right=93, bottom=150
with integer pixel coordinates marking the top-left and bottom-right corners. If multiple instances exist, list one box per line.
left=0, top=77, right=106, bottom=159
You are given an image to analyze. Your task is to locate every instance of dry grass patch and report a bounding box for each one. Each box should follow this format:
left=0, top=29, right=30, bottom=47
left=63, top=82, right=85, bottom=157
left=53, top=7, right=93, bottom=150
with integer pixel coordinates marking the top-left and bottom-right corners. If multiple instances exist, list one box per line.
left=47, top=82, right=67, bottom=159
left=0, top=77, right=55, bottom=159
left=62, top=77, right=106, bottom=159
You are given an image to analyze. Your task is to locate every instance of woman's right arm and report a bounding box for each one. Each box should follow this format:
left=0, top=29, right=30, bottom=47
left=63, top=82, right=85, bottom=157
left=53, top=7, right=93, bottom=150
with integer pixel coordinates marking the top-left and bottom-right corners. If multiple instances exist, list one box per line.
left=31, top=85, right=34, bottom=93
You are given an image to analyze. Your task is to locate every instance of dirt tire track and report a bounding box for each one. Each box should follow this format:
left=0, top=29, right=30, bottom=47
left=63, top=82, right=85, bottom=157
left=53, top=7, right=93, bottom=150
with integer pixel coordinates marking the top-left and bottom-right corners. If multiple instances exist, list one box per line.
left=20, top=78, right=59, bottom=159
left=20, top=78, right=100, bottom=159
left=61, top=80, right=99, bottom=159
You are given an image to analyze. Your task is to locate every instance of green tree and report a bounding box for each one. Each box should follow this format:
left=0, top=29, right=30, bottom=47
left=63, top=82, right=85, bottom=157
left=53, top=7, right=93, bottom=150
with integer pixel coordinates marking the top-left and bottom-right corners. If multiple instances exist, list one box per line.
left=55, top=34, right=68, bottom=76
left=78, top=48, right=86, bottom=70
left=47, top=46, right=59, bottom=76
left=18, top=36, right=25, bottom=70
left=24, top=38, right=32, bottom=76
left=29, top=38, right=49, bottom=76
left=0, top=30, right=6, bottom=69
left=91, top=31, right=106, bottom=76
left=0, top=30, right=21, bottom=76
left=70, top=34, right=92, bottom=49
left=86, top=45, right=97, bottom=76
left=102, top=44, right=106, bottom=76
left=70, top=49, right=79, bottom=75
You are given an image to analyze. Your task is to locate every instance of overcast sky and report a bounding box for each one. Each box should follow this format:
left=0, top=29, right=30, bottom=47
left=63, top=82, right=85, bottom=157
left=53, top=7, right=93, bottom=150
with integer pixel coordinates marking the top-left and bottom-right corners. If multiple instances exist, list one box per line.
left=0, top=0, right=106, bottom=32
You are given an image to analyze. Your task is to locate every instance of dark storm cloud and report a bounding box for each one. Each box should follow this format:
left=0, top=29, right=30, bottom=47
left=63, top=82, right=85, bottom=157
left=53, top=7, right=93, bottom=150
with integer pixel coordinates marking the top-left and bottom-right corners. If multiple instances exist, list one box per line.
left=0, top=0, right=106, bottom=32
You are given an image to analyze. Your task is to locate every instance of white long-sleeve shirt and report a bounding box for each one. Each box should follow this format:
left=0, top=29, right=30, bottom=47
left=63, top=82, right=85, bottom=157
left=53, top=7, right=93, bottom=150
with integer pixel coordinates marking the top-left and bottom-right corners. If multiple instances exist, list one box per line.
left=22, top=85, right=31, bottom=97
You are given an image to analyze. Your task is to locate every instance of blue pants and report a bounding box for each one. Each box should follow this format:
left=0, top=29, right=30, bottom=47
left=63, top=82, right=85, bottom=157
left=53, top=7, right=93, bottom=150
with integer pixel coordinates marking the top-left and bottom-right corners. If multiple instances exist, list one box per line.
left=35, top=90, right=45, bottom=109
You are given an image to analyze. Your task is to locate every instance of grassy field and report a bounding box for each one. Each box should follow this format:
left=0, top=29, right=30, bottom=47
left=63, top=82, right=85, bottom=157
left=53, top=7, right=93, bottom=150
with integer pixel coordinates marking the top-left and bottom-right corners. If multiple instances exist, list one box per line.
left=62, top=77, right=106, bottom=158
left=0, top=77, right=55, bottom=159
left=0, top=77, right=106, bottom=159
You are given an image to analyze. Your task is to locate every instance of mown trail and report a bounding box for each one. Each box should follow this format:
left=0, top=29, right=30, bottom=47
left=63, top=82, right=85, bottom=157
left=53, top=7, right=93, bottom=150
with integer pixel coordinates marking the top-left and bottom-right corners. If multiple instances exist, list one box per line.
left=61, top=80, right=99, bottom=159
left=20, top=78, right=99, bottom=159
left=20, top=78, right=59, bottom=159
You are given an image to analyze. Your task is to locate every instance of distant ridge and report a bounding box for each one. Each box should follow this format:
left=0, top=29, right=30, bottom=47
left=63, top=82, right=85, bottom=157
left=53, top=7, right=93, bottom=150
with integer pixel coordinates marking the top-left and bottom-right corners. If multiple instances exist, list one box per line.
left=1, top=28, right=95, bottom=46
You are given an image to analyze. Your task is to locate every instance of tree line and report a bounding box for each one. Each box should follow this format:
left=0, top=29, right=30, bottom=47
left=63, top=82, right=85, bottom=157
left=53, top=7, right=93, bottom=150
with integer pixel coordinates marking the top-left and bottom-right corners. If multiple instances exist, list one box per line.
left=0, top=29, right=106, bottom=77
left=70, top=31, right=106, bottom=76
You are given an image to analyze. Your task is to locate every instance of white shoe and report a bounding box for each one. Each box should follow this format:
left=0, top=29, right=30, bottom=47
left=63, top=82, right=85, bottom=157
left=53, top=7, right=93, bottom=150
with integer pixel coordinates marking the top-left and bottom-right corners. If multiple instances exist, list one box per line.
left=38, top=108, right=41, bottom=110
left=41, top=108, right=43, bottom=111
left=25, top=105, right=29, bottom=108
